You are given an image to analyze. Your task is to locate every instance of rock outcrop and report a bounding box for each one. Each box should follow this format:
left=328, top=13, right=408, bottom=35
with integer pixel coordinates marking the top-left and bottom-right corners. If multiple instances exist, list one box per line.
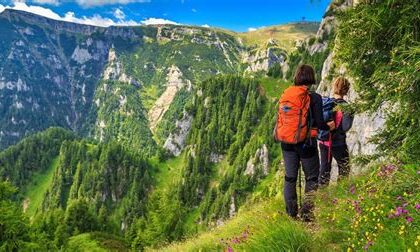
left=148, top=66, right=188, bottom=132
left=313, top=0, right=385, bottom=164
left=244, top=144, right=269, bottom=177
left=163, top=111, right=193, bottom=156
left=243, top=40, right=287, bottom=72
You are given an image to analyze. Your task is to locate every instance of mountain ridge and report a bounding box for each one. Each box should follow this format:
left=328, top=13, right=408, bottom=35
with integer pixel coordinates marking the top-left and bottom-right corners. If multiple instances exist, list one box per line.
left=0, top=8, right=318, bottom=151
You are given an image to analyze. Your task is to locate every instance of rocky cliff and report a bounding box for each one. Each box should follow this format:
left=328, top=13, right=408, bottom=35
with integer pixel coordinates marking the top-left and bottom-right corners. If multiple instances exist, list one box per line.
left=314, top=0, right=385, bottom=163
left=0, top=9, right=315, bottom=152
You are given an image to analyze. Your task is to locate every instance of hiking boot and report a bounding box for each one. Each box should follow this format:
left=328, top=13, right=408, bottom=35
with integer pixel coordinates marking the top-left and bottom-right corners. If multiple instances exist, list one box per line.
left=299, top=202, right=315, bottom=222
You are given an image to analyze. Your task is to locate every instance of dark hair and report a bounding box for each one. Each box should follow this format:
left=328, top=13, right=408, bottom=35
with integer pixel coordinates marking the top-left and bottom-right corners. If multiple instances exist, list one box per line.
left=293, top=64, right=315, bottom=86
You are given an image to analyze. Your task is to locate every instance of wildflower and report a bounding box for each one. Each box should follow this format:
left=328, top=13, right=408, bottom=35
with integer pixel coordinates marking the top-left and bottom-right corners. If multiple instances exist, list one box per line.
left=349, top=185, right=356, bottom=194
left=406, top=216, right=413, bottom=223
left=415, top=241, right=418, bottom=246
left=228, top=246, right=233, bottom=252
left=415, top=204, right=420, bottom=210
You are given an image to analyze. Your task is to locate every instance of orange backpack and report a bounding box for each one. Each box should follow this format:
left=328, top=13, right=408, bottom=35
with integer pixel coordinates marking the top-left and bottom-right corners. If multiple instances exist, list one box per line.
left=273, top=86, right=311, bottom=144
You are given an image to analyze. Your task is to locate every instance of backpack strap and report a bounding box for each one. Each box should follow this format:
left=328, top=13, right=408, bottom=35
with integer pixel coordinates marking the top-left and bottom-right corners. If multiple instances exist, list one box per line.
left=335, top=110, right=344, bottom=128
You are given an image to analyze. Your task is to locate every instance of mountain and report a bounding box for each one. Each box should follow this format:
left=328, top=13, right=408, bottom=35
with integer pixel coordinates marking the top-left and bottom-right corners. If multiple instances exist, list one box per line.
left=0, top=8, right=318, bottom=250
left=0, top=8, right=318, bottom=151
left=2, top=0, right=417, bottom=250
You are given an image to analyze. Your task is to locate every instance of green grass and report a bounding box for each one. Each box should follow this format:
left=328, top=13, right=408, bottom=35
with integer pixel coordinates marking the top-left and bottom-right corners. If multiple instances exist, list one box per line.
left=155, top=197, right=312, bottom=252
left=151, top=155, right=185, bottom=190
left=23, top=156, right=59, bottom=217
left=259, top=77, right=291, bottom=99
left=156, top=163, right=420, bottom=251
left=67, top=232, right=129, bottom=252
left=238, top=23, right=319, bottom=51
left=314, top=164, right=420, bottom=251
left=140, top=84, right=161, bottom=111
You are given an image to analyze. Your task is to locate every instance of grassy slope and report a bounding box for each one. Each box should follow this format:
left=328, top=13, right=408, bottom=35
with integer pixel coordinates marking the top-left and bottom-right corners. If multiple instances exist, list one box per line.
left=259, top=77, right=291, bottom=99
left=150, top=155, right=185, bottom=190
left=238, top=22, right=319, bottom=51
left=23, top=156, right=59, bottom=217
left=67, top=232, right=129, bottom=252
left=157, top=164, right=420, bottom=251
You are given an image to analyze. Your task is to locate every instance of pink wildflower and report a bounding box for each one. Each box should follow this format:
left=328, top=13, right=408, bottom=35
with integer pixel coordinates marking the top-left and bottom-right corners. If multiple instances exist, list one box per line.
left=406, top=216, right=413, bottom=223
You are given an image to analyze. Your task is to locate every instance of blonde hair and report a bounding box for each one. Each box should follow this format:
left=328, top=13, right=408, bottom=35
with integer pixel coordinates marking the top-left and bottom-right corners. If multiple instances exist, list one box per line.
left=333, top=77, right=350, bottom=96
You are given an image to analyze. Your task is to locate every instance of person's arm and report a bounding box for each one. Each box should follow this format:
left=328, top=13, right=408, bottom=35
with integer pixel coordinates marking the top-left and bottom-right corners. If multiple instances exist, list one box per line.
left=311, top=93, right=331, bottom=131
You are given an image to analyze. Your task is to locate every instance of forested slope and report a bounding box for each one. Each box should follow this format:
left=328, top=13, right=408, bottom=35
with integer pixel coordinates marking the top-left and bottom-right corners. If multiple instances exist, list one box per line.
left=0, top=0, right=418, bottom=251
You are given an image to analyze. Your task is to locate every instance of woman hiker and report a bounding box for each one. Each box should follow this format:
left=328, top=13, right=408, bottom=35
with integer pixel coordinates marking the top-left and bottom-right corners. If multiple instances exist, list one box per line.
left=319, top=77, right=354, bottom=186
left=274, top=64, right=335, bottom=221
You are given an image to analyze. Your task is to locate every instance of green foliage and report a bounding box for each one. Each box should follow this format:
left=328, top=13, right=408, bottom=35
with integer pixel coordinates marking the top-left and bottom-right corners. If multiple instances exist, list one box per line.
left=93, top=80, right=157, bottom=156
left=285, top=43, right=330, bottom=84
left=335, top=0, right=420, bottom=163
left=154, top=88, right=191, bottom=145
left=23, top=157, right=60, bottom=217
left=0, top=128, right=75, bottom=189
left=130, top=156, right=186, bottom=249
left=41, top=140, right=154, bottom=234
left=259, top=76, right=291, bottom=99
left=67, top=232, right=129, bottom=252
left=0, top=181, right=31, bottom=252
left=65, top=199, right=99, bottom=236
left=267, top=63, right=283, bottom=79
left=179, top=76, right=267, bottom=207
left=315, top=164, right=419, bottom=251
left=174, top=75, right=285, bottom=230
left=30, top=208, right=66, bottom=249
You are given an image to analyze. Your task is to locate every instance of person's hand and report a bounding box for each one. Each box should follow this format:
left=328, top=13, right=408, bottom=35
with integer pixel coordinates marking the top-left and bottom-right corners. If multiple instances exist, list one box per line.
left=327, top=121, right=336, bottom=130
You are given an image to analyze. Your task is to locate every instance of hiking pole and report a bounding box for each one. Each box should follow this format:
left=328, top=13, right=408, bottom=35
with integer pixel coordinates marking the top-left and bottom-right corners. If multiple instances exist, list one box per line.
left=298, top=165, right=302, bottom=209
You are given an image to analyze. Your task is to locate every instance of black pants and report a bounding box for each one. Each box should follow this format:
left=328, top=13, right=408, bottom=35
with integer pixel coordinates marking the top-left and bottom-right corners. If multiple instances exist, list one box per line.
left=319, top=143, right=350, bottom=186
left=281, top=141, right=319, bottom=218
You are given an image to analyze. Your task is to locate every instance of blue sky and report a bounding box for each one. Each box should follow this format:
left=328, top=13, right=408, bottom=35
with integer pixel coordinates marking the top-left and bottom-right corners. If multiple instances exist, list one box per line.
left=0, top=0, right=330, bottom=31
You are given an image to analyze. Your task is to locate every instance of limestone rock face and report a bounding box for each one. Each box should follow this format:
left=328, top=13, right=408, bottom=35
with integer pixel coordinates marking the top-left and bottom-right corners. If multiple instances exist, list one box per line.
left=148, top=66, right=187, bottom=132
left=245, top=144, right=270, bottom=177
left=313, top=0, right=385, bottom=168
left=243, top=44, right=286, bottom=73
left=163, top=111, right=193, bottom=156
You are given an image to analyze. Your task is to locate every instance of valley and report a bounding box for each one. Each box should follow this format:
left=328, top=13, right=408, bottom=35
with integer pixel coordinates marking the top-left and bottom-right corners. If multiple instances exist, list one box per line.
left=0, top=0, right=419, bottom=251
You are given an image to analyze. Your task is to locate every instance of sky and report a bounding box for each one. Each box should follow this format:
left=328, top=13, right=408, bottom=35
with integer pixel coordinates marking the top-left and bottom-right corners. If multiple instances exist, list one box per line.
left=0, top=0, right=330, bottom=32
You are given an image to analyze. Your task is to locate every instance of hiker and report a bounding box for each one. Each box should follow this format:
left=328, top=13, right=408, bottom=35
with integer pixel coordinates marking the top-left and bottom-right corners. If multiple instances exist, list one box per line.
left=318, top=77, right=354, bottom=186
left=274, top=64, right=335, bottom=221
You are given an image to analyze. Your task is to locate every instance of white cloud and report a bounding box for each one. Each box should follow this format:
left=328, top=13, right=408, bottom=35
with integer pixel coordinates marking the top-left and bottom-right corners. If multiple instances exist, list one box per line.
left=0, top=2, right=178, bottom=27
left=75, top=0, right=150, bottom=8
left=12, top=2, right=62, bottom=20
left=113, top=8, right=125, bottom=20
left=141, top=17, right=177, bottom=25
left=248, top=27, right=257, bottom=32
left=191, top=8, right=196, bottom=13
left=32, top=0, right=60, bottom=6
left=202, top=24, right=210, bottom=28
